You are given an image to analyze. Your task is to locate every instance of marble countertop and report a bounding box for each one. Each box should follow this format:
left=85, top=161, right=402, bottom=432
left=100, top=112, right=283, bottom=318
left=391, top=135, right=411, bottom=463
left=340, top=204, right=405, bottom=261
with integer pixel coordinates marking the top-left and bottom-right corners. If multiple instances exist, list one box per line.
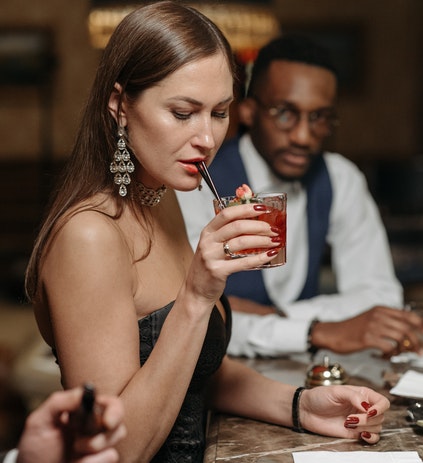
left=204, top=353, right=423, bottom=462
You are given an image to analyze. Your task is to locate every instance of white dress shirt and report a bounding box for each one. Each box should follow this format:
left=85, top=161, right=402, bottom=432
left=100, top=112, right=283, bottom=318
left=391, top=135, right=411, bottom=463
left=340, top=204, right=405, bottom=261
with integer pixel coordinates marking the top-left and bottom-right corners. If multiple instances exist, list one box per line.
left=176, top=134, right=403, bottom=357
left=3, top=449, right=18, bottom=463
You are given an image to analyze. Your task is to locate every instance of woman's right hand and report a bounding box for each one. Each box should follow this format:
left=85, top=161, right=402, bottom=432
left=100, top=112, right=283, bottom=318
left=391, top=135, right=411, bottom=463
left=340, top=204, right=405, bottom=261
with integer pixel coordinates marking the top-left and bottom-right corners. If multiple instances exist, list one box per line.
left=184, top=202, right=281, bottom=304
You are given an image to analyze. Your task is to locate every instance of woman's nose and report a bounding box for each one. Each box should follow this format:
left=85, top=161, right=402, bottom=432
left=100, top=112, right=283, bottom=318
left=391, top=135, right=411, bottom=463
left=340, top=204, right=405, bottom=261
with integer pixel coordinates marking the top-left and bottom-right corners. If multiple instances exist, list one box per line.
left=193, top=118, right=216, bottom=150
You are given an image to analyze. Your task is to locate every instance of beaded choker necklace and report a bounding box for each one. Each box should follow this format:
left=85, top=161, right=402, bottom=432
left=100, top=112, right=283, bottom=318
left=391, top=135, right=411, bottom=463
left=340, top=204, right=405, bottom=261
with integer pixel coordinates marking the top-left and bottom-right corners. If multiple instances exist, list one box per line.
left=133, top=181, right=167, bottom=207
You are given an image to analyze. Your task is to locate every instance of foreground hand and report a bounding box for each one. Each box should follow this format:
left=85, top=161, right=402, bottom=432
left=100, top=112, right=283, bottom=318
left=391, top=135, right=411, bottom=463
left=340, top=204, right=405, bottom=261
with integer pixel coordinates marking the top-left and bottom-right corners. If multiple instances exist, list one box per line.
left=312, top=306, right=423, bottom=355
left=300, top=385, right=390, bottom=444
left=17, top=387, right=126, bottom=463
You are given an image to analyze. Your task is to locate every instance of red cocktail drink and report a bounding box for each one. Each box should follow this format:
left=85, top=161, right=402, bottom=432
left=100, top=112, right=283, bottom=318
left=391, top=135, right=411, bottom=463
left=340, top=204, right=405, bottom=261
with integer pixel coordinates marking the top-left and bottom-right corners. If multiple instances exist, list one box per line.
left=214, top=192, right=287, bottom=268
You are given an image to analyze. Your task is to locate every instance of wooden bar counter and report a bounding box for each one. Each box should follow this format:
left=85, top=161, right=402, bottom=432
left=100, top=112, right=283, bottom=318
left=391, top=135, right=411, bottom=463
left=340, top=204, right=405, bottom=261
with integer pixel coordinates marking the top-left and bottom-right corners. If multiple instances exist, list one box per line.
left=204, top=353, right=423, bottom=462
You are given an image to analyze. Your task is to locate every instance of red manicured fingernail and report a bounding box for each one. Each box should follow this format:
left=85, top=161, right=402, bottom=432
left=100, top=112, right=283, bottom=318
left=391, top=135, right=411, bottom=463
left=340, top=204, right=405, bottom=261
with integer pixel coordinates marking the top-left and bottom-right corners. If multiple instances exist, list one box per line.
left=344, top=416, right=359, bottom=428
left=253, top=204, right=267, bottom=211
left=267, top=249, right=279, bottom=257
left=271, top=236, right=283, bottom=242
left=361, top=401, right=371, bottom=411
left=361, top=431, right=371, bottom=439
left=345, top=416, right=359, bottom=424
left=368, top=409, right=377, bottom=417
left=270, top=227, right=281, bottom=234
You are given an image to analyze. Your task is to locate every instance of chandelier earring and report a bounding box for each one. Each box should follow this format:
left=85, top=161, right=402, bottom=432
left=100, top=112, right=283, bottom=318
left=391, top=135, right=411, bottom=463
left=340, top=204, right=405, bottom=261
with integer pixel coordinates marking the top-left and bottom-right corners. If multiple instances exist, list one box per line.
left=109, top=127, right=135, bottom=197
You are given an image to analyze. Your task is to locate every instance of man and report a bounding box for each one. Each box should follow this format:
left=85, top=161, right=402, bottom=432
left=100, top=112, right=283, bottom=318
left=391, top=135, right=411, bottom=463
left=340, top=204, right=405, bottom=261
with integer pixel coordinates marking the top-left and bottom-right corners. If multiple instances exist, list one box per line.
left=0, top=387, right=126, bottom=463
left=177, top=34, right=423, bottom=358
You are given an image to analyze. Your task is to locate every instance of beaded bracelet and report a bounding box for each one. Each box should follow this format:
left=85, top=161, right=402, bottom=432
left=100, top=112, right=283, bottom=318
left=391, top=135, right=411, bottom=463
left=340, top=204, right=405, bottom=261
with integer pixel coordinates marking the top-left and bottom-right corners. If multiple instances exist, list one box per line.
left=292, top=386, right=306, bottom=433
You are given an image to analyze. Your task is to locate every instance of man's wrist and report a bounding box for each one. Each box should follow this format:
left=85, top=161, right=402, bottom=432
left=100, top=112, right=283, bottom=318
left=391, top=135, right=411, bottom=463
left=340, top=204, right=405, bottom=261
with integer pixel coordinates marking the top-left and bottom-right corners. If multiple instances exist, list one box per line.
left=307, top=319, right=320, bottom=355
left=274, top=305, right=287, bottom=317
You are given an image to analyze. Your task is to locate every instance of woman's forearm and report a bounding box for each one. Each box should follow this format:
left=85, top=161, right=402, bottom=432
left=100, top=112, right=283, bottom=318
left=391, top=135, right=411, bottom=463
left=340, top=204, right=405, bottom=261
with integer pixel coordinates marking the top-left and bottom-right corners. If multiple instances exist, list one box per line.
left=209, top=356, right=296, bottom=428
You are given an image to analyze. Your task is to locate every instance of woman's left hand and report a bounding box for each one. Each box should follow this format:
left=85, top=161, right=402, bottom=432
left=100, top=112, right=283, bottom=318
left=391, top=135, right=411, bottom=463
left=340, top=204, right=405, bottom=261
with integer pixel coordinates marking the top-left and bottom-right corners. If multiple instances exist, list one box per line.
left=300, top=385, right=390, bottom=444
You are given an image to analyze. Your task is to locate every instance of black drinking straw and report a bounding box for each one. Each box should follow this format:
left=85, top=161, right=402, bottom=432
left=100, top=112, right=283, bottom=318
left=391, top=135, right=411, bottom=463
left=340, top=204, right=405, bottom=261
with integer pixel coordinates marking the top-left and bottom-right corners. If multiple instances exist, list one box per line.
left=195, top=161, right=225, bottom=209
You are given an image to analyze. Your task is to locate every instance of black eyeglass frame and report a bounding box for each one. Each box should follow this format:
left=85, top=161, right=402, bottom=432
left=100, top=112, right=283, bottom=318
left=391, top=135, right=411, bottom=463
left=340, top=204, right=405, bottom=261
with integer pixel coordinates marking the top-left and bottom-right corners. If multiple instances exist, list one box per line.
left=252, top=95, right=339, bottom=137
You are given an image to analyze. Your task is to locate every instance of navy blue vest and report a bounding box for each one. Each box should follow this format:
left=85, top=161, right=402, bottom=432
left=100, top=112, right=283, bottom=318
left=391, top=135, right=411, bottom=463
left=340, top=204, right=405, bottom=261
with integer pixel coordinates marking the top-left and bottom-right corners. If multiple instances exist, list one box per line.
left=210, top=137, right=332, bottom=303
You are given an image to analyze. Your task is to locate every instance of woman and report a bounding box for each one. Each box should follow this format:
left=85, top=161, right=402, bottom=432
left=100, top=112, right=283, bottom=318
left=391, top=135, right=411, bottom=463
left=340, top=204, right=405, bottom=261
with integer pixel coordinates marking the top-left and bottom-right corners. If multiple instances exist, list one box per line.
left=25, top=2, right=389, bottom=462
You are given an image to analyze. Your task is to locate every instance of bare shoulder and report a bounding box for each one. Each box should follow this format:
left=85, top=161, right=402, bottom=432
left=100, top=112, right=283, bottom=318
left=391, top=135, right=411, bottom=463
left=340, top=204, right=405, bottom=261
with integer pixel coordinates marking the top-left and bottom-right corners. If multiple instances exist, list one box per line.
left=57, top=208, right=125, bottom=249
left=38, top=202, right=137, bottom=328
left=53, top=193, right=136, bottom=250
left=42, top=203, right=134, bottom=282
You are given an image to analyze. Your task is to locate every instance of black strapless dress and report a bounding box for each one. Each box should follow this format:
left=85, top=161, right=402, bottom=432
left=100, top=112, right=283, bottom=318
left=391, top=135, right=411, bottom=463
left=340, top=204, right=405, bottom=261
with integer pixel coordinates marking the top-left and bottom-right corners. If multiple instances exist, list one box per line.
left=138, top=295, right=231, bottom=463
left=52, top=296, right=231, bottom=462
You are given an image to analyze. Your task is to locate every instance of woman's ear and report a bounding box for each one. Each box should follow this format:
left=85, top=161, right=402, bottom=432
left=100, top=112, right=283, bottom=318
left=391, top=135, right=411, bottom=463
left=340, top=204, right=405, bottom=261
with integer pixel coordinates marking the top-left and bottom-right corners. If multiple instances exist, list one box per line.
left=238, top=97, right=256, bottom=128
left=108, top=83, right=127, bottom=126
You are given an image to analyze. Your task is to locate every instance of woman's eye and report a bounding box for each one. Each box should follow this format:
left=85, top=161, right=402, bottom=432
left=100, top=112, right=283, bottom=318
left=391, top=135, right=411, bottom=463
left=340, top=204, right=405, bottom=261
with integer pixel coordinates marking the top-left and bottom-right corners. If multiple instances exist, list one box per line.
left=173, top=111, right=191, bottom=120
left=172, top=109, right=228, bottom=120
left=212, top=111, right=228, bottom=119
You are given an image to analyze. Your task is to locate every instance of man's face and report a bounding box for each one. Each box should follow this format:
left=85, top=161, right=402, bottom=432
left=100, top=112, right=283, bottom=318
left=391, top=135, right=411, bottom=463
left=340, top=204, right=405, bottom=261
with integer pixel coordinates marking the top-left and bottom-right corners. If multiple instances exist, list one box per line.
left=240, top=60, right=337, bottom=180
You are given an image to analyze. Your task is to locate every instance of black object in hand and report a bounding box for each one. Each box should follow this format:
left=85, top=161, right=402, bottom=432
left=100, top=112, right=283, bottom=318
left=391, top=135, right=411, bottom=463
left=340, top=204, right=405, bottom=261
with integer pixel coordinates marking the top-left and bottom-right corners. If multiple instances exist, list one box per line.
left=68, top=383, right=104, bottom=436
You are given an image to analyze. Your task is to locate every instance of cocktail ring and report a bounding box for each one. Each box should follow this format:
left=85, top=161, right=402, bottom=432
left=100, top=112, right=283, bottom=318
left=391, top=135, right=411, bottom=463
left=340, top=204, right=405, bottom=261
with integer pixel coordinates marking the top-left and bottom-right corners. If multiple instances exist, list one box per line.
left=223, top=242, right=234, bottom=258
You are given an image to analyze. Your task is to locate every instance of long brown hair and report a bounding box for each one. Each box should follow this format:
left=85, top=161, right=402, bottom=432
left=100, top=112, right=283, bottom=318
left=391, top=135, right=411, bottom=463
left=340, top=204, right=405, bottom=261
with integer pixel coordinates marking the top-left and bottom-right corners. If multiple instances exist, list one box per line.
left=25, top=0, right=236, bottom=301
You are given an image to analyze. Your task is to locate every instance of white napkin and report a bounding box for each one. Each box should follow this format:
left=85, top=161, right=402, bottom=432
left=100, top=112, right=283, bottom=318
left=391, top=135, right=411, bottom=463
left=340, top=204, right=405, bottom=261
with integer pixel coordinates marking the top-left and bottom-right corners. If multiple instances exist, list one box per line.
left=293, top=451, right=422, bottom=462
left=390, top=352, right=423, bottom=370
left=389, top=369, right=423, bottom=399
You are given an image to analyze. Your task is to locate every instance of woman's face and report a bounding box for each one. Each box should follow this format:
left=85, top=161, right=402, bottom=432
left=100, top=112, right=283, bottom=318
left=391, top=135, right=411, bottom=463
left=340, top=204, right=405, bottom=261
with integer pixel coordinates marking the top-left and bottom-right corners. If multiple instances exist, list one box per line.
left=121, top=53, right=233, bottom=191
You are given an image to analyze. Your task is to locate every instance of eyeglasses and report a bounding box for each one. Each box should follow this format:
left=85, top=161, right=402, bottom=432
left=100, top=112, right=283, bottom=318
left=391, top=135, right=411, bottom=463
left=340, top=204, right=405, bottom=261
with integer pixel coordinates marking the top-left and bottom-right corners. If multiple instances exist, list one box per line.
left=252, top=96, right=339, bottom=137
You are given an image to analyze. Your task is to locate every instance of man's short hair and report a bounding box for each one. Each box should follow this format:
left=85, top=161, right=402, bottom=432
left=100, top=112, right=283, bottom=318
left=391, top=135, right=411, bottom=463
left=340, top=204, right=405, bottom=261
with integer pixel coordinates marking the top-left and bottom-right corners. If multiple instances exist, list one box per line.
left=247, top=34, right=338, bottom=96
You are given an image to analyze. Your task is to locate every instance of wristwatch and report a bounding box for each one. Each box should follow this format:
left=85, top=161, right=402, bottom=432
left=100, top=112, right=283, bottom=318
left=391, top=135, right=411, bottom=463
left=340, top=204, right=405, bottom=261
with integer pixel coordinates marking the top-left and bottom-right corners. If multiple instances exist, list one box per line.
left=307, top=318, right=319, bottom=355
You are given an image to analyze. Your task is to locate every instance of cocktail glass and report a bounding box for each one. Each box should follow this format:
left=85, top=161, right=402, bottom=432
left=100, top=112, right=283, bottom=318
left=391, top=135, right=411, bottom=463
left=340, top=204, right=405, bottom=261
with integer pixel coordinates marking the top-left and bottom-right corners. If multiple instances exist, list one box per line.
left=214, top=192, right=286, bottom=268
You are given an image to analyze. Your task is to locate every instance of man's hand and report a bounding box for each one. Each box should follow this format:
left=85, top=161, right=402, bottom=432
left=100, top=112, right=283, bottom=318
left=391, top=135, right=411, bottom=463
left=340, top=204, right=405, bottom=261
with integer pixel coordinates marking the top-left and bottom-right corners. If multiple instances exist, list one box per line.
left=311, top=306, right=423, bottom=355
